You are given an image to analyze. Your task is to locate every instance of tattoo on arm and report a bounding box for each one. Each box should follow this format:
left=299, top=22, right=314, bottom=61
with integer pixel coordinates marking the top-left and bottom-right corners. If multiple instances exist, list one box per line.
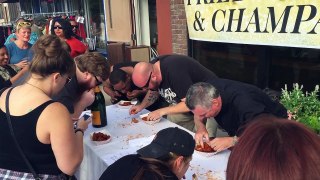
left=147, top=91, right=158, bottom=103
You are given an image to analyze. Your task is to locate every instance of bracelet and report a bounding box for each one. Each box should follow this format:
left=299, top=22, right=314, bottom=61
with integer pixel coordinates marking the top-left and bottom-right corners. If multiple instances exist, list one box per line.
left=232, top=136, right=238, bottom=146
left=74, top=128, right=84, bottom=135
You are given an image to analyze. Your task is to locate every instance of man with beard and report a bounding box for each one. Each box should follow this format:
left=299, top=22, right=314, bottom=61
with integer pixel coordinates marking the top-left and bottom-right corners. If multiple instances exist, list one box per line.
left=53, top=52, right=110, bottom=119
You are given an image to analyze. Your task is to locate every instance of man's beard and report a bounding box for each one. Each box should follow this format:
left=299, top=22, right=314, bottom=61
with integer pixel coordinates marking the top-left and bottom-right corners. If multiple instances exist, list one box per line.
left=78, top=81, right=92, bottom=94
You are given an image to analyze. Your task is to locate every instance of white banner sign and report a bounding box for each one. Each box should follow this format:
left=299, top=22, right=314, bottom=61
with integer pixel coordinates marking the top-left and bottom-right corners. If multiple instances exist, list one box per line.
left=184, top=0, right=320, bottom=48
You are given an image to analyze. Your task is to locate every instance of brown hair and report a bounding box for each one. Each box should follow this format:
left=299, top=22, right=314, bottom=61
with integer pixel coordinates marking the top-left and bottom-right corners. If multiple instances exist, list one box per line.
left=133, top=153, right=192, bottom=180
left=74, top=52, right=110, bottom=81
left=227, top=115, right=320, bottom=180
left=30, top=35, right=75, bottom=77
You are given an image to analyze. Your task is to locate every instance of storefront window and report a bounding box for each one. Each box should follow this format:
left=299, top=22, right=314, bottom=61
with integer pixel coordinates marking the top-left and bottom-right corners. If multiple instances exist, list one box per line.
left=85, top=0, right=106, bottom=50
left=20, top=0, right=82, bottom=16
left=192, top=41, right=320, bottom=92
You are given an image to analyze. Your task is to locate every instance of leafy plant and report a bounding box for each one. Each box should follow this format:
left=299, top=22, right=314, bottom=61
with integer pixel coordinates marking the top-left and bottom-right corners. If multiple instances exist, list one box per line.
left=280, top=84, right=320, bottom=133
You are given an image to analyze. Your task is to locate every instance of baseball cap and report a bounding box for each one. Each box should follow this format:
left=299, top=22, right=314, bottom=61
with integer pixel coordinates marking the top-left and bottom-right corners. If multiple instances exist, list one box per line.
left=137, top=127, right=195, bottom=159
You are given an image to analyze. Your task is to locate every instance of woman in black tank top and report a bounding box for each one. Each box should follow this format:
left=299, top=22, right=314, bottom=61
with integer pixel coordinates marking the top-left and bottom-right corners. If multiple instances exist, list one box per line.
left=0, top=35, right=91, bottom=179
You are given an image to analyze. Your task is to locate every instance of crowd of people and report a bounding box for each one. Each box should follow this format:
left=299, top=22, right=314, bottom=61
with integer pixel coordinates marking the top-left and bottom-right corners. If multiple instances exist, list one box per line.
left=0, top=17, right=319, bottom=180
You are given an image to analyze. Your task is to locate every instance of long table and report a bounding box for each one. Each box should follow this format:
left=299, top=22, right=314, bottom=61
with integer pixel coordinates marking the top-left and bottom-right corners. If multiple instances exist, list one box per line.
left=75, top=105, right=230, bottom=180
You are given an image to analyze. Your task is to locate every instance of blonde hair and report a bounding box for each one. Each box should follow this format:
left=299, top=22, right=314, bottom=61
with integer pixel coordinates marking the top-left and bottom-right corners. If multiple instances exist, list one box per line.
left=16, top=21, right=32, bottom=32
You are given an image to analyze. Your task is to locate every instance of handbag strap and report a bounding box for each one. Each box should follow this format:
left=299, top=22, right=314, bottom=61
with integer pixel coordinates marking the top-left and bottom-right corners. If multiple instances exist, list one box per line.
left=5, top=88, right=41, bottom=180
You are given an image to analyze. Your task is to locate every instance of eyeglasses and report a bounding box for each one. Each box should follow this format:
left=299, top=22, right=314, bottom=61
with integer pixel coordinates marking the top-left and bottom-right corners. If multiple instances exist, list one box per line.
left=71, top=25, right=78, bottom=29
left=53, top=26, right=63, bottom=30
left=66, top=77, right=72, bottom=84
left=17, top=22, right=31, bottom=27
left=94, top=75, right=102, bottom=86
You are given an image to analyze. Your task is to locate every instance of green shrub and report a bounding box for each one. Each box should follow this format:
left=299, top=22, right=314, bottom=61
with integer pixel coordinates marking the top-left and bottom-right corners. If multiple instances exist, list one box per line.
left=280, top=84, right=320, bottom=133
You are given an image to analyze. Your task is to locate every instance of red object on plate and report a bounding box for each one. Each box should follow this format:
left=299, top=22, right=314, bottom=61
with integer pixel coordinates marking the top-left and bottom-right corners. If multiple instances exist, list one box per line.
left=195, top=142, right=216, bottom=152
left=119, top=101, right=132, bottom=106
left=92, top=132, right=110, bottom=141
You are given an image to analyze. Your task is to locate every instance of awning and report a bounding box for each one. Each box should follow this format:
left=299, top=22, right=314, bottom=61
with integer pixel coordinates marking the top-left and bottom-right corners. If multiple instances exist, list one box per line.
left=0, top=0, right=19, bottom=3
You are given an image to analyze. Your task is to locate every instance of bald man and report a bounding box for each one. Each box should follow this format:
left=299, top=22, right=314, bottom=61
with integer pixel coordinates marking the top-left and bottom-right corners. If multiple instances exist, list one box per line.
left=130, top=54, right=218, bottom=134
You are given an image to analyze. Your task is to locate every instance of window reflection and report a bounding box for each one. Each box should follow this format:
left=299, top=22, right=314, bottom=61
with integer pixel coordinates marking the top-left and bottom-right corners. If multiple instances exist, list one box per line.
left=192, top=41, right=320, bottom=92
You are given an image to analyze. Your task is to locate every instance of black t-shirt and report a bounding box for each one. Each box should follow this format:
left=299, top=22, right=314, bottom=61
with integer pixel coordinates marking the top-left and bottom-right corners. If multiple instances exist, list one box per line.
left=153, top=55, right=217, bottom=105
left=52, top=75, right=79, bottom=113
left=0, top=65, right=17, bottom=90
left=208, top=78, right=288, bottom=136
left=99, top=154, right=178, bottom=180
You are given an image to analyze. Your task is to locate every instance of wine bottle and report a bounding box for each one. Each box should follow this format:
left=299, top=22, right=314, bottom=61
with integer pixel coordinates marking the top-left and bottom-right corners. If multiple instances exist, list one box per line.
left=91, top=86, right=107, bottom=127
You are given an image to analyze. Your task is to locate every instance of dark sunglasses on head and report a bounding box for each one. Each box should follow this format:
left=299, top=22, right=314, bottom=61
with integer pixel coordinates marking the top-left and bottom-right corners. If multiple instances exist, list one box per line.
left=71, top=25, right=78, bottom=29
left=94, top=75, right=102, bottom=86
left=53, top=26, right=63, bottom=30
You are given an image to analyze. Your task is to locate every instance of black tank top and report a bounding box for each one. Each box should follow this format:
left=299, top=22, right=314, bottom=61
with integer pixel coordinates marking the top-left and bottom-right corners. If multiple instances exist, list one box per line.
left=0, top=98, right=61, bottom=175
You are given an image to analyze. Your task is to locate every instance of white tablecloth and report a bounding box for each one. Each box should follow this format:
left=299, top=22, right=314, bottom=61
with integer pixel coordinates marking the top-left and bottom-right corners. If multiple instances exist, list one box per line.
left=75, top=105, right=230, bottom=180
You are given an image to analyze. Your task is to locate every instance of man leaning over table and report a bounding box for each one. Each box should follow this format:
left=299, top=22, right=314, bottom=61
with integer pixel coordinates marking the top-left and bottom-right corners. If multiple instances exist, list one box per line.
left=185, top=81, right=288, bottom=152
left=53, top=52, right=110, bottom=119
left=129, top=54, right=218, bottom=136
left=103, top=61, right=138, bottom=104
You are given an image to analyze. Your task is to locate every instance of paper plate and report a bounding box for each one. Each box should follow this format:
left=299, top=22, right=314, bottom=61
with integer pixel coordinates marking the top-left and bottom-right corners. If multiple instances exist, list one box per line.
left=90, top=129, right=112, bottom=145
left=194, top=150, right=218, bottom=157
left=139, top=113, right=161, bottom=125
left=116, top=100, right=137, bottom=109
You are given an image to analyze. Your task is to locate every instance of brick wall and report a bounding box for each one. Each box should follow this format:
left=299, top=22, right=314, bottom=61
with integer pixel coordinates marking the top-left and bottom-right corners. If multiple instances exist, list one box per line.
left=170, top=0, right=188, bottom=55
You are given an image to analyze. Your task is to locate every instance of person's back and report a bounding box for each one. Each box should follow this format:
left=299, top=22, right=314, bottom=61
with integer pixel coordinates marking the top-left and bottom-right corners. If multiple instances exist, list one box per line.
left=226, top=115, right=320, bottom=180
left=208, top=78, right=288, bottom=136
left=155, top=54, right=217, bottom=104
left=0, top=35, right=90, bottom=179
left=100, top=154, right=179, bottom=180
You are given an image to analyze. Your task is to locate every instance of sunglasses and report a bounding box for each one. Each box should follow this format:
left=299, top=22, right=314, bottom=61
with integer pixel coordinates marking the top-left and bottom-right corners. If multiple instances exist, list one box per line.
left=142, top=72, right=152, bottom=89
left=17, top=22, right=31, bottom=27
left=94, top=75, right=102, bottom=86
left=71, top=25, right=78, bottom=29
left=53, top=26, right=63, bottom=30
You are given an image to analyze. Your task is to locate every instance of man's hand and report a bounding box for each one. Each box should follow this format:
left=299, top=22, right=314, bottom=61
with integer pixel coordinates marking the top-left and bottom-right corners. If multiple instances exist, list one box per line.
left=195, top=126, right=209, bottom=148
left=129, top=104, right=144, bottom=115
left=126, top=90, right=141, bottom=100
left=147, top=109, right=164, bottom=121
left=208, top=137, right=233, bottom=152
left=110, top=91, right=122, bottom=104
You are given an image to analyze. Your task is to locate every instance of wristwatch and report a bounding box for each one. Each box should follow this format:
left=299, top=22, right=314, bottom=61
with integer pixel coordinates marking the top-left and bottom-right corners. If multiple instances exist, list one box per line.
left=232, top=136, right=238, bottom=146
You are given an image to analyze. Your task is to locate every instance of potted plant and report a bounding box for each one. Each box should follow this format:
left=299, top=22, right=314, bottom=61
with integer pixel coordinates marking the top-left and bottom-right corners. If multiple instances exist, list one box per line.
left=280, top=83, right=320, bottom=134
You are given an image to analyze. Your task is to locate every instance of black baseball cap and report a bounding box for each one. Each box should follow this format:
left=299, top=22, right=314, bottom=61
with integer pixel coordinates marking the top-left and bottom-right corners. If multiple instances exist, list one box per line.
left=137, top=127, right=195, bottom=158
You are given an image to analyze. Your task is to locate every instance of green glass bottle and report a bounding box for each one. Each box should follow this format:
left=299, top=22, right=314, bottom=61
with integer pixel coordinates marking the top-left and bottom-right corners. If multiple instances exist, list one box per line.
left=91, top=86, right=107, bottom=127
